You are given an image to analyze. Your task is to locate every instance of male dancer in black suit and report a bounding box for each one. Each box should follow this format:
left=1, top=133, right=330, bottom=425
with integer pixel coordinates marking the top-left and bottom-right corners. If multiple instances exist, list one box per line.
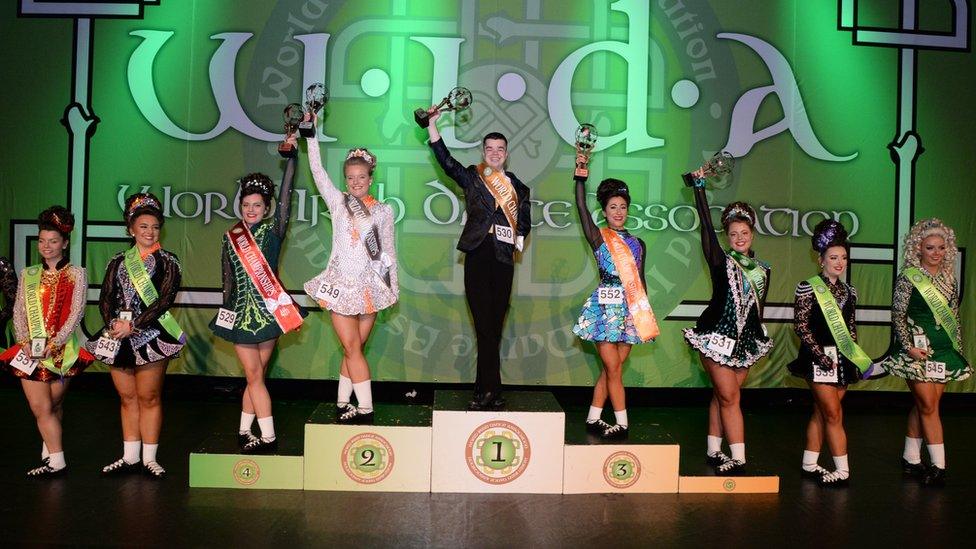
left=421, top=107, right=531, bottom=410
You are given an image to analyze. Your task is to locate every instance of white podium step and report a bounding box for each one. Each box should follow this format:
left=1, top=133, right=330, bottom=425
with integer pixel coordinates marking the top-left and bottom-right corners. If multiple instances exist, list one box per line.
left=303, top=403, right=433, bottom=492
left=430, top=390, right=565, bottom=494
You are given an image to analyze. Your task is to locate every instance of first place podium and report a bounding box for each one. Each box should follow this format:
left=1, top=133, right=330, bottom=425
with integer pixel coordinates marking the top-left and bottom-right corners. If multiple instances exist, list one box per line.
left=430, top=391, right=565, bottom=494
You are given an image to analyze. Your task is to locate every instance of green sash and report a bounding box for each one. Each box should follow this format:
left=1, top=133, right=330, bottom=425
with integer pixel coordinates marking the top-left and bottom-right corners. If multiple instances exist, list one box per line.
left=24, top=265, right=79, bottom=374
left=808, top=276, right=872, bottom=373
left=123, top=247, right=184, bottom=342
left=904, top=267, right=962, bottom=353
left=728, top=249, right=766, bottom=303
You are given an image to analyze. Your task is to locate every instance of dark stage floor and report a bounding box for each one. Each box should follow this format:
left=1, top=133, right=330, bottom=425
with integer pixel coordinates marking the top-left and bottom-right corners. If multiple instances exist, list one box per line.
left=1, top=374, right=975, bottom=547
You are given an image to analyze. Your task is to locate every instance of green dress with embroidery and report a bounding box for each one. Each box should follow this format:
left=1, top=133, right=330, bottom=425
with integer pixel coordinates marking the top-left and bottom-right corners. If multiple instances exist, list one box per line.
left=882, top=270, right=970, bottom=382
left=209, top=157, right=307, bottom=344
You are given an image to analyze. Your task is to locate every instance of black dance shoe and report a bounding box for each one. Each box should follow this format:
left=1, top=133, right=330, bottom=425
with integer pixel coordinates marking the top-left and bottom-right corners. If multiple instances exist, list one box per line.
left=468, top=391, right=506, bottom=411
left=143, top=461, right=167, bottom=479
left=818, top=470, right=850, bottom=487
left=706, top=451, right=732, bottom=468
left=800, top=465, right=830, bottom=480
left=238, top=431, right=259, bottom=449
left=586, top=419, right=611, bottom=435
left=923, top=466, right=946, bottom=487
left=101, top=458, right=142, bottom=476
left=601, top=423, right=629, bottom=440
left=715, top=459, right=747, bottom=476
left=242, top=437, right=279, bottom=455
left=338, top=406, right=375, bottom=425
left=27, top=462, right=68, bottom=478
left=902, top=459, right=927, bottom=477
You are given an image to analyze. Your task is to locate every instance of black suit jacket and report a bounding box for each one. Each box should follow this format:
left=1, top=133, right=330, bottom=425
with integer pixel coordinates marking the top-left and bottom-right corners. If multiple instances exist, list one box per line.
left=430, top=138, right=531, bottom=265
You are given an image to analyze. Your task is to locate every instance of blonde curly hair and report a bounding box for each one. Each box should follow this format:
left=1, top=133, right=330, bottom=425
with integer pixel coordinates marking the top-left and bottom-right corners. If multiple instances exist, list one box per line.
left=902, top=217, right=958, bottom=271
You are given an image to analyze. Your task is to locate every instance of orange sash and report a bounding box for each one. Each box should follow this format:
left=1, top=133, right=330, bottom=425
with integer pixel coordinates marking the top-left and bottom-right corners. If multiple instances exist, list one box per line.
left=601, top=228, right=659, bottom=342
left=227, top=221, right=303, bottom=334
left=477, top=163, right=519, bottom=236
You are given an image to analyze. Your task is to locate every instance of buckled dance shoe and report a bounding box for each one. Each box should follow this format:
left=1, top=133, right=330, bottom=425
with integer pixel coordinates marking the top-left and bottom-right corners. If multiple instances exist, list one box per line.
left=586, top=419, right=611, bottom=435
left=467, top=391, right=506, bottom=411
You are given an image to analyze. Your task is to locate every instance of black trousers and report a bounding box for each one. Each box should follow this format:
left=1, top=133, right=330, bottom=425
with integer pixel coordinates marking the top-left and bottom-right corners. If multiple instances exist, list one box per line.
left=463, top=238, right=514, bottom=395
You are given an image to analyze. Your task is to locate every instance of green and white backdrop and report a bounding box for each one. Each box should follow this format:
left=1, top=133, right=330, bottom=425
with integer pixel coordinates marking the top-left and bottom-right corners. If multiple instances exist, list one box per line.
left=1, top=0, right=973, bottom=390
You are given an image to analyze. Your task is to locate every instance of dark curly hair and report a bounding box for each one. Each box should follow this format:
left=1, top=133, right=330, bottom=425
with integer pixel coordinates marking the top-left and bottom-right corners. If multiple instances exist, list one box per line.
left=38, top=205, right=75, bottom=240
left=596, top=178, right=631, bottom=210
left=811, top=219, right=849, bottom=255
left=238, top=173, right=276, bottom=207
left=124, top=192, right=165, bottom=228
left=720, top=201, right=757, bottom=233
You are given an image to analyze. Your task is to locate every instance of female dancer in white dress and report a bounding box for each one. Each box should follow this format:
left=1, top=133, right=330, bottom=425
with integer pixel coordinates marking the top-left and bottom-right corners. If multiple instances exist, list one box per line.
left=304, top=130, right=398, bottom=424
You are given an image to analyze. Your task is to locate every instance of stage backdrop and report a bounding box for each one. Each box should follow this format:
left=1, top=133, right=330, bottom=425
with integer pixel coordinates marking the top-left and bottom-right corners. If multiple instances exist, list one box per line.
left=1, top=0, right=973, bottom=390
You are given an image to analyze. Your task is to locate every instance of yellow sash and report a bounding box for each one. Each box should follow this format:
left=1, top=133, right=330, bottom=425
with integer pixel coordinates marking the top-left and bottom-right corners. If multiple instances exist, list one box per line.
left=477, top=163, right=519, bottom=237
left=601, top=228, right=659, bottom=342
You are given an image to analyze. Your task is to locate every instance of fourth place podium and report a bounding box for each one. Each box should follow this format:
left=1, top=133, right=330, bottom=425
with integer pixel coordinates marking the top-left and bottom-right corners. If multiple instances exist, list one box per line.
left=189, top=391, right=778, bottom=494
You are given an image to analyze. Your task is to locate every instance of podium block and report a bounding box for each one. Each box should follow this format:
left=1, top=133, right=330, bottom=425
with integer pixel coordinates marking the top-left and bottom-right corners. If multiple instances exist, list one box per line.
left=678, top=475, right=780, bottom=493
left=431, top=391, right=565, bottom=494
left=562, top=422, right=679, bottom=493
left=189, top=433, right=303, bottom=490
left=303, top=403, right=433, bottom=492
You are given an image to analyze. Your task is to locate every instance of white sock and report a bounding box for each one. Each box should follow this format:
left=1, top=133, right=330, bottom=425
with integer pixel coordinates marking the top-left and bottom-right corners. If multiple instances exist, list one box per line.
left=353, top=380, right=373, bottom=413
left=239, top=412, right=256, bottom=434
left=927, top=443, right=946, bottom=469
left=613, top=409, right=628, bottom=428
left=257, top=416, right=276, bottom=441
left=338, top=375, right=354, bottom=406
left=42, top=442, right=49, bottom=460
left=142, top=443, right=158, bottom=465
left=123, top=440, right=141, bottom=464
left=903, top=436, right=923, bottom=464
left=833, top=454, right=850, bottom=477
left=48, top=451, right=66, bottom=470
left=586, top=406, right=603, bottom=423
left=729, top=442, right=746, bottom=463
left=707, top=435, right=723, bottom=455
left=802, top=450, right=820, bottom=472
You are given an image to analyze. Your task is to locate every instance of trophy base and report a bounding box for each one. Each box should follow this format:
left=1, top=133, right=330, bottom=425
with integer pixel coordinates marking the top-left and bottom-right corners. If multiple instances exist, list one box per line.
left=573, top=167, right=589, bottom=181
left=414, top=108, right=430, bottom=129
left=298, top=122, right=316, bottom=138
left=278, top=144, right=297, bottom=159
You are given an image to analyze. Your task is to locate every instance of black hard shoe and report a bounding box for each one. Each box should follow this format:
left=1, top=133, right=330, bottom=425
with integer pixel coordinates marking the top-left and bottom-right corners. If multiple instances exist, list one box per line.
left=335, top=402, right=355, bottom=415
left=923, top=466, right=946, bottom=487
left=468, top=391, right=506, bottom=411
left=716, top=458, right=747, bottom=476
left=101, top=458, right=142, bottom=476
left=818, top=470, right=850, bottom=487
left=27, top=462, right=67, bottom=478
left=801, top=465, right=830, bottom=479
left=338, top=405, right=375, bottom=425
left=143, top=461, right=167, bottom=479
left=601, top=423, right=629, bottom=440
left=706, top=451, right=732, bottom=468
left=902, top=459, right=927, bottom=477
left=242, top=437, right=278, bottom=455
left=586, top=419, right=611, bottom=435
left=238, top=431, right=259, bottom=449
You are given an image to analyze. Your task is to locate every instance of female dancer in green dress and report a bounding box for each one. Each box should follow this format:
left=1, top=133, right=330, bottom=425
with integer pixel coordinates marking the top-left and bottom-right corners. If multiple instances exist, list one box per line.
left=883, top=218, right=970, bottom=485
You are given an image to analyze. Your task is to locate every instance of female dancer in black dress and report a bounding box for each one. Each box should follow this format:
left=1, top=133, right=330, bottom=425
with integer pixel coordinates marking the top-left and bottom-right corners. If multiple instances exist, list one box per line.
left=88, top=193, right=183, bottom=478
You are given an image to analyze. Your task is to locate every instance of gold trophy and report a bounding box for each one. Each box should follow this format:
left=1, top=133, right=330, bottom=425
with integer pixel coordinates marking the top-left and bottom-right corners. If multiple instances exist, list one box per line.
left=682, top=151, right=735, bottom=189
left=573, top=123, right=598, bottom=181
left=278, top=103, right=303, bottom=158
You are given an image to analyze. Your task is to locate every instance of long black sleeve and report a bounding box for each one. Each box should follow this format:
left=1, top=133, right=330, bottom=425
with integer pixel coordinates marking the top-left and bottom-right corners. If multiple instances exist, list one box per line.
left=132, top=253, right=182, bottom=330
left=693, top=187, right=725, bottom=267
left=98, top=256, right=122, bottom=325
left=273, top=156, right=298, bottom=239
left=574, top=178, right=602, bottom=251
left=638, top=238, right=648, bottom=291
left=220, top=239, right=232, bottom=304
left=0, top=257, right=16, bottom=328
left=429, top=138, right=470, bottom=188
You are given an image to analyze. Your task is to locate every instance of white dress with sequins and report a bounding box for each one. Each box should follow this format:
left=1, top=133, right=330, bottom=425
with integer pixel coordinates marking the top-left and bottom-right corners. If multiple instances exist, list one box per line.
left=302, top=138, right=399, bottom=316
